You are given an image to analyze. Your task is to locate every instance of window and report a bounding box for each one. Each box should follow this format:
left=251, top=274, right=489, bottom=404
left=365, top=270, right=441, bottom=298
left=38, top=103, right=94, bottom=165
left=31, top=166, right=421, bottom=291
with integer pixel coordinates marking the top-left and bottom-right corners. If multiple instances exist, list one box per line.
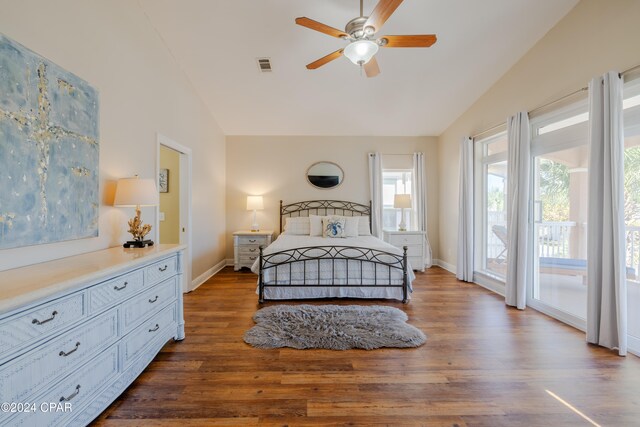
left=382, top=170, right=413, bottom=231
left=475, top=131, right=508, bottom=279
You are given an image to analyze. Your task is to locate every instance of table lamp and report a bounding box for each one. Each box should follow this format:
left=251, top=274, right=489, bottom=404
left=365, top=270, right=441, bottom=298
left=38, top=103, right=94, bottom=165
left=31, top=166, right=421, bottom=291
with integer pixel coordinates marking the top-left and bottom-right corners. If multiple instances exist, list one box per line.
left=247, top=195, right=264, bottom=232
left=114, top=175, right=159, bottom=248
left=394, top=194, right=411, bottom=231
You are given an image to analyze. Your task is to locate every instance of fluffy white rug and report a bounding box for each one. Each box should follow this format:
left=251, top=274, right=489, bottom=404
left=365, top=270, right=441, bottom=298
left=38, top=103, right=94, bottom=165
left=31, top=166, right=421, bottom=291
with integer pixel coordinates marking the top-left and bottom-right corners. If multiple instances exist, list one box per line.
left=244, top=304, right=426, bottom=350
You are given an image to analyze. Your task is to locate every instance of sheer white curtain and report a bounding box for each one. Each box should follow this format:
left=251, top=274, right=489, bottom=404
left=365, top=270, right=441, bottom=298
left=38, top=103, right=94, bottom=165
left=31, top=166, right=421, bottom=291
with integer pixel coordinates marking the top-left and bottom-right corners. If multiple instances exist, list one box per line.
left=457, top=137, right=474, bottom=281
left=368, top=152, right=383, bottom=238
left=505, top=112, right=530, bottom=310
left=587, top=71, right=627, bottom=356
left=413, top=152, right=433, bottom=268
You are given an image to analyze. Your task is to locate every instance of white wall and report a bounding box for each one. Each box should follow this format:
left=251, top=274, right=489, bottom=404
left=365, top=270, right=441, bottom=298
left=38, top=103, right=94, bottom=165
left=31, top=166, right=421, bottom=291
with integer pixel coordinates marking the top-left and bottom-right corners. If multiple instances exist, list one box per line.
left=437, top=0, right=640, bottom=268
left=225, top=135, right=439, bottom=260
left=0, top=0, right=226, bottom=279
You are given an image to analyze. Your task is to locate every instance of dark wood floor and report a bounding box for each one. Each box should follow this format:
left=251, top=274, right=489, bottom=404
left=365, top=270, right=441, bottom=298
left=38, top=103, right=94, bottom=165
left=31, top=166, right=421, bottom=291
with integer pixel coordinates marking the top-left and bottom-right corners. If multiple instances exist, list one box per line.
left=93, top=266, right=640, bottom=426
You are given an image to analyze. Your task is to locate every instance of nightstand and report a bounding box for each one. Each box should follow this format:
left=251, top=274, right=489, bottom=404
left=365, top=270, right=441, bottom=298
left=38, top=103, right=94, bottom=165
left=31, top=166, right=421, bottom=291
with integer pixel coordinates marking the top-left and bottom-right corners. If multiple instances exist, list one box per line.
left=383, top=230, right=426, bottom=272
left=233, top=230, right=274, bottom=271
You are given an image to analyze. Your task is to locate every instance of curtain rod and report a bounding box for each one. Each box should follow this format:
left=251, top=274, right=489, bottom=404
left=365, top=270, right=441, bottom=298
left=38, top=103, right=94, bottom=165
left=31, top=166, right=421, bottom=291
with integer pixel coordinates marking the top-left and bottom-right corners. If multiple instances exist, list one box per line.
left=471, top=62, right=640, bottom=140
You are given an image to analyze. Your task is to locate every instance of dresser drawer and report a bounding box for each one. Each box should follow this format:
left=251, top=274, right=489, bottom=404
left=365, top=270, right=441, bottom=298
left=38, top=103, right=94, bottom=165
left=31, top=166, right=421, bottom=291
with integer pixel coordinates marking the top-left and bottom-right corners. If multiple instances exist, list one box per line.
left=240, top=255, right=259, bottom=265
left=387, top=233, right=423, bottom=246
left=9, top=344, right=119, bottom=427
left=121, top=277, right=177, bottom=333
left=404, top=244, right=423, bottom=257
left=0, top=308, right=118, bottom=403
left=237, top=235, right=269, bottom=246
left=144, top=256, right=177, bottom=287
left=121, top=302, right=177, bottom=368
left=89, top=270, right=144, bottom=313
left=0, top=293, right=85, bottom=360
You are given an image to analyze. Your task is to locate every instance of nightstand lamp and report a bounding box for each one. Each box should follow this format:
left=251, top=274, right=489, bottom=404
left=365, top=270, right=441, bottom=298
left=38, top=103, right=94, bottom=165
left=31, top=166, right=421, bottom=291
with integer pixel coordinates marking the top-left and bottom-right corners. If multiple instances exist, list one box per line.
left=114, top=175, right=159, bottom=248
left=394, top=194, right=411, bottom=231
left=247, top=195, right=264, bottom=232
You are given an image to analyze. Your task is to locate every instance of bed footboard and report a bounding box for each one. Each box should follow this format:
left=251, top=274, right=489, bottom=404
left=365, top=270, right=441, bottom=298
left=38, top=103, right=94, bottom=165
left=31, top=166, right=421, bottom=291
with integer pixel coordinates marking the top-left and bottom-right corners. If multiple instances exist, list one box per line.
left=258, top=245, right=409, bottom=304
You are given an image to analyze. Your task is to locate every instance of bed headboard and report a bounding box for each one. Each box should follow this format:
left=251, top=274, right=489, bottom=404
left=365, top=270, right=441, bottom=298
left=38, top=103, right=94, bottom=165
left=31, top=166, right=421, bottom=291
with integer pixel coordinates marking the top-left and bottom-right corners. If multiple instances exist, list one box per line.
left=280, top=200, right=372, bottom=233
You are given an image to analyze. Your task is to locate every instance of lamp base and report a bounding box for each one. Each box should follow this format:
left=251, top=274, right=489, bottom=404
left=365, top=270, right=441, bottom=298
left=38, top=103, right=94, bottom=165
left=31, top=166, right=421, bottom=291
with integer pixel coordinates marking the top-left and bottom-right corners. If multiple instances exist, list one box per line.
left=123, top=240, right=154, bottom=248
left=250, top=225, right=260, bottom=232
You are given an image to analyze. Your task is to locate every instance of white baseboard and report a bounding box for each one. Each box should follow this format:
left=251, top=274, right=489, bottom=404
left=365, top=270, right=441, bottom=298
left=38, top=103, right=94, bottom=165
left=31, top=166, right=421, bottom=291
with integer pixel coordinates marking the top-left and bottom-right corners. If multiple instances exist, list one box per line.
left=190, top=258, right=227, bottom=291
left=434, top=258, right=456, bottom=274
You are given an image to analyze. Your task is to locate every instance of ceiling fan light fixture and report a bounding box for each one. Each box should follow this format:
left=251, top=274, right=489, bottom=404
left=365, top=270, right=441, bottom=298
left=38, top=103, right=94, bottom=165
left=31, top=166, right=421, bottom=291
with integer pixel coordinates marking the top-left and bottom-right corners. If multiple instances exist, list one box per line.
left=343, top=39, right=379, bottom=65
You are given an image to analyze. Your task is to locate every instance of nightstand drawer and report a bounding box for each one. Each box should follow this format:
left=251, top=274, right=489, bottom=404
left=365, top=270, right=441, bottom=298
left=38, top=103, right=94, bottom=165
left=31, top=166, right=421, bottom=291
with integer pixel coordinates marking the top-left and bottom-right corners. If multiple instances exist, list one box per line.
left=388, top=233, right=423, bottom=246
left=239, top=246, right=261, bottom=255
left=237, top=235, right=269, bottom=246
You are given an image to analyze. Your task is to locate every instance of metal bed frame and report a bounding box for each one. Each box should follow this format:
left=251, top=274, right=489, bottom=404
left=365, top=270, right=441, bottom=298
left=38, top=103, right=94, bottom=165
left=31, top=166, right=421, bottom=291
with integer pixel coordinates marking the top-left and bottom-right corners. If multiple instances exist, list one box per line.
left=258, top=200, right=409, bottom=303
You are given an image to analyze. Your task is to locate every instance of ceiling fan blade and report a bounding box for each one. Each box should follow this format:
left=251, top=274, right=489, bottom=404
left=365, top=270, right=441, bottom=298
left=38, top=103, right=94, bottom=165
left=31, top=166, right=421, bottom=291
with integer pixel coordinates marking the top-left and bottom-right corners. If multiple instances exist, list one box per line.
left=364, top=0, right=403, bottom=33
left=306, top=49, right=344, bottom=70
left=364, top=57, right=380, bottom=78
left=295, top=17, right=348, bottom=39
left=380, top=34, right=437, bottom=48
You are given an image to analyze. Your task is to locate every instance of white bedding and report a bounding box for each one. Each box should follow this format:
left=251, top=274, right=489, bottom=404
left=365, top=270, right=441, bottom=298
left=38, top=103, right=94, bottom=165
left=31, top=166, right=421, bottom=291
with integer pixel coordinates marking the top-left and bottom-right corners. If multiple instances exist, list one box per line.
left=251, top=234, right=415, bottom=301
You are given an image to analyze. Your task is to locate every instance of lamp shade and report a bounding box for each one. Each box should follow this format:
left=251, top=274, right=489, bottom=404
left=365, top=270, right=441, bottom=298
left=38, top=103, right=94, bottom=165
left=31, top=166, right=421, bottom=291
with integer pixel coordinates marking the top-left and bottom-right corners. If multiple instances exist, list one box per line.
left=394, top=194, right=412, bottom=209
left=114, top=177, right=159, bottom=207
left=343, top=40, right=379, bottom=65
left=246, top=195, right=264, bottom=211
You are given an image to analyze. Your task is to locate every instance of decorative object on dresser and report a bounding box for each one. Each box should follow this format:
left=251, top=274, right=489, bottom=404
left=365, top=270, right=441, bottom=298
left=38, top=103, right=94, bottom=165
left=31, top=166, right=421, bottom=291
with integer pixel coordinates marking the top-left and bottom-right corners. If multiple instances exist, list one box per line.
left=246, top=195, right=264, bottom=232
left=114, top=175, right=159, bottom=248
left=253, top=200, right=415, bottom=304
left=306, top=161, right=344, bottom=189
left=244, top=304, right=426, bottom=350
left=234, top=230, right=274, bottom=271
left=383, top=230, right=426, bottom=272
left=0, top=33, right=99, bottom=250
left=0, top=245, right=185, bottom=427
left=393, top=194, right=412, bottom=231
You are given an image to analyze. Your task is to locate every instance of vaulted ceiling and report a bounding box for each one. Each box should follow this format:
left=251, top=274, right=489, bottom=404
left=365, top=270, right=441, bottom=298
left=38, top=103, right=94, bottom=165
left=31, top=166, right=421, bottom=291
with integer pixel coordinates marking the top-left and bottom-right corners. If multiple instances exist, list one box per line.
left=139, top=0, right=578, bottom=136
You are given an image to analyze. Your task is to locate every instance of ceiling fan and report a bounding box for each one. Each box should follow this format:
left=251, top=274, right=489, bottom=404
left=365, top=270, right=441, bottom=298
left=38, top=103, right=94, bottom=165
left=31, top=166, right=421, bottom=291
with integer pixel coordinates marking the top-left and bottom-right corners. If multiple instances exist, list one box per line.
left=295, top=0, right=437, bottom=77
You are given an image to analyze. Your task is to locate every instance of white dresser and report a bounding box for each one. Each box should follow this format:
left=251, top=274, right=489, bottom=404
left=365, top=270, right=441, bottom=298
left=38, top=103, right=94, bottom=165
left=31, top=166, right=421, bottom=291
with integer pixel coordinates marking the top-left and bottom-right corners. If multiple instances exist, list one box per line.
left=383, top=230, right=426, bottom=272
left=233, top=230, right=273, bottom=271
left=0, top=244, right=185, bottom=427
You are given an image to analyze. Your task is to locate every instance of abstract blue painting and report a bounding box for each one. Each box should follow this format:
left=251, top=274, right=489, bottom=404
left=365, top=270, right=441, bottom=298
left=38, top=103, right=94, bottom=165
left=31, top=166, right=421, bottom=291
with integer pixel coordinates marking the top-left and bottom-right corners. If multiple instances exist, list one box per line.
left=0, top=34, right=99, bottom=249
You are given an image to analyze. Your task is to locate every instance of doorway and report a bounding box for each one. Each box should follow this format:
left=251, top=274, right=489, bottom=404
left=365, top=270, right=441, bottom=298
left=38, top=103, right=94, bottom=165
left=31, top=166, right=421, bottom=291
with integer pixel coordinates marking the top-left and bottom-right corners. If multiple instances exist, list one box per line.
left=156, top=133, right=192, bottom=293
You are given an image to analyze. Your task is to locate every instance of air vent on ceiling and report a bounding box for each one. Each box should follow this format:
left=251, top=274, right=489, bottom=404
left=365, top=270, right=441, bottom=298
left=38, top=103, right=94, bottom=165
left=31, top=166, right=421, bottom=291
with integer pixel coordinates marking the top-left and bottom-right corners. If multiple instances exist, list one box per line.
left=256, top=57, right=272, bottom=73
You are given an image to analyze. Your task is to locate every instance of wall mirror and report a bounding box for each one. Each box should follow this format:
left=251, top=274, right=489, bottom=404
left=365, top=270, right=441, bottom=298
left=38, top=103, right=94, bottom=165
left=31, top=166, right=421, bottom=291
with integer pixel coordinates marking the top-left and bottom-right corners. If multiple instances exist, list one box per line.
left=306, top=161, right=344, bottom=189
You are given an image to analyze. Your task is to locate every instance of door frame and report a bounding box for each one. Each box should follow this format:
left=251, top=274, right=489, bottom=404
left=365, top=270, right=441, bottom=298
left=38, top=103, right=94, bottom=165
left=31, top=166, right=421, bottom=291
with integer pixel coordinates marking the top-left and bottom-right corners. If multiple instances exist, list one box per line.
left=156, top=133, right=193, bottom=293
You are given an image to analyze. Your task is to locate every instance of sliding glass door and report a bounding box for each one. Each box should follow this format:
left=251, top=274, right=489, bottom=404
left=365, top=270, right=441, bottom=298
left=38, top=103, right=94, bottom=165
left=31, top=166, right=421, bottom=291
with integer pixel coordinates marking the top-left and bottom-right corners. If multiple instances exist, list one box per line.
left=624, top=81, right=640, bottom=352
left=529, top=102, right=589, bottom=328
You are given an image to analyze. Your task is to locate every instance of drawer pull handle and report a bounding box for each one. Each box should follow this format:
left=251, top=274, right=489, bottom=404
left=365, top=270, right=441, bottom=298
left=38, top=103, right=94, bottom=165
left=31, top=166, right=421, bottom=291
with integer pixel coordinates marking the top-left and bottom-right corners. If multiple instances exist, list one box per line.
left=32, top=310, right=58, bottom=325
left=60, top=384, right=81, bottom=402
left=59, top=342, right=81, bottom=357
left=159, top=265, right=168, bottom=272
left=149, top=295, right=159, bottom=303
left=114, top=281, right=128, bottom=291
left=249, top=256, right=257, bottom=260
left=249, top=248, right=256, bottom=252
left=249, top=239, right=257, bottom=243
left=149, top=324, right=160, bottom=332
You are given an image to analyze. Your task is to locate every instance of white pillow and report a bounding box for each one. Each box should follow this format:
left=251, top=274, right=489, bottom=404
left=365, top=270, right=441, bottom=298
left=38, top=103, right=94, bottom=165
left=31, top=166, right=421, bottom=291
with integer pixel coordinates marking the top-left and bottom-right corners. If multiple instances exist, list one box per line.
left=343, top=216, right=359, bottom=237
left=358, top=216, right=372, bottom=236
left=310, top=215, right=326, bottom=236
left=283, top=217, right=310, bottom=235
left=322, top=216, right=346, bottom=238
